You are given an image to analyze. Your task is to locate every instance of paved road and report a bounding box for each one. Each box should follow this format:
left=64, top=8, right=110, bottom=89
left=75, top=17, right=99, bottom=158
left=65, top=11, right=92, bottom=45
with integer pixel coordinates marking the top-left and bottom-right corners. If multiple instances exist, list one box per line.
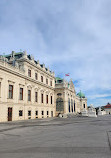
left=0, top=115, right=111, bottom=158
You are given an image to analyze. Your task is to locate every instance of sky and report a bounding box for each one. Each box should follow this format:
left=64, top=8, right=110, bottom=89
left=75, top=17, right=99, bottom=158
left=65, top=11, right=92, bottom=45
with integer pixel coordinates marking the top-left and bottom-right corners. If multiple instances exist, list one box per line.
left=0, top=0, right=111, bottom=107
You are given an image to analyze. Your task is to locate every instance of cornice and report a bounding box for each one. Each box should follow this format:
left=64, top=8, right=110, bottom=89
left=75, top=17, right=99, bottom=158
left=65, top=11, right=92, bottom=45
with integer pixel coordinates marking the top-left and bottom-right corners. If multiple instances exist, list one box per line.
left=18, top=58, right=55, bottom=79
left=0, top=63, right=54, bottom=91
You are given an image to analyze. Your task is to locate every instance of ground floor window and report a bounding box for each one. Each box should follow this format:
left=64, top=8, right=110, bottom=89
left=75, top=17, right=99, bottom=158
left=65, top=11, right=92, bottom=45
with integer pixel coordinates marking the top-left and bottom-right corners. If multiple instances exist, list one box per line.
left=35, top=110, right=38, bottom=118
left=19, top=110, right=23, bottom=116
left=28, top=110, right=31, bottom=116
left=41, top=111, right=44, bottom=115
left=35, top=110, right=38, bottom=116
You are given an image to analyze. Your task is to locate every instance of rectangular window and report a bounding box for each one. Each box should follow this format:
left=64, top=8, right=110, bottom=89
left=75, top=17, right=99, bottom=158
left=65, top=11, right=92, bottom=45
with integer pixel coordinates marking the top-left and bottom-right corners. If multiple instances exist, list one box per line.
left=35, top=111, right=38, bottom=115
left=41, top=94, right=43, bottom=103
left=28, top=110, right=31, bottom=116
left=41, top=111, right=44, bottom=115
left=28, top=90, right=31, bottom=101
left=41, top=76, right=43, bottom=82
left=20, top=88, right=23, bottom=100
left=28, top=69, right=31, bottom=77
left=46, top=95, right=48, bottom=104
left=51, top=96, right=52, bottom=104
left=35, top=92, right=38, bottom=102
left=50, top=81, right=52, bottom=86
left=47, top=111, right=49, bottom=115
left=19, top=110, right=23, bottom=116
left=35, top=73, right=38, bottom=80
left=46, top=78, right=48, bottom=84
left=9, top=85, right=13, bottom=99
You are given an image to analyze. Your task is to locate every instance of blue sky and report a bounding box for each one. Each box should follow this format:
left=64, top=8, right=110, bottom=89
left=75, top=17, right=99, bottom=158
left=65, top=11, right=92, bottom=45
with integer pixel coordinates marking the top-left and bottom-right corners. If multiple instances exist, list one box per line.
left=0, top=0, right=111, bottom=107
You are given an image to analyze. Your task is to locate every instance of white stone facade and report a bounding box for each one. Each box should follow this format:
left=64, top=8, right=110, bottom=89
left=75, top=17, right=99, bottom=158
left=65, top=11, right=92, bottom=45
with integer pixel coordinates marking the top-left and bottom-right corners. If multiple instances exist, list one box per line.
left=0, top=51, right=87, bottom=122
left=0, top=51, right=55, bottom=122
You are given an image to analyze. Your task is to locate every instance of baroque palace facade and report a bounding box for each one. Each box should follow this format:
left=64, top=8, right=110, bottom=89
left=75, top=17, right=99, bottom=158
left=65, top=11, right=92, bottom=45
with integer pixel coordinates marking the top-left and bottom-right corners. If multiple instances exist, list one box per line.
left=55, top=77, right=87, bottom=116
left=0, top=51, right=87, bottom=122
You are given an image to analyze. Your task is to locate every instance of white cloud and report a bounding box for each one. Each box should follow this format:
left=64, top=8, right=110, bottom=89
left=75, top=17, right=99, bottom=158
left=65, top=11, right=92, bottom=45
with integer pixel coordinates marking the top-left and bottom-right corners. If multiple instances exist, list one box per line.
left=0, top=0, right=111, bottom=107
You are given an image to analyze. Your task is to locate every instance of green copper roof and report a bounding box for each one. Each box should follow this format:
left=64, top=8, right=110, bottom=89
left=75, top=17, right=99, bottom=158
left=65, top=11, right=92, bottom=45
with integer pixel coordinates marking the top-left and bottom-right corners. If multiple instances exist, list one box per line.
left=77, top=91, right=85, bottom=98
left=56, top=77, right=63, bottom=81
left=4, top=52, right=23, bottom=57
left=55, top=77, right=63, bottom=84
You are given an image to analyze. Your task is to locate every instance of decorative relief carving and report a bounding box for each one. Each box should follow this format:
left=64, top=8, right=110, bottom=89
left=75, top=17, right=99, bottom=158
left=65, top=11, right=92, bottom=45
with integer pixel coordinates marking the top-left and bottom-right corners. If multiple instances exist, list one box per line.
left=46, top=90, right=50, bottom=94
left=8, top=80, right=15, bottom=85
left=40, top=89, right=44, bottom=93
left=34, top=87, right=40, bottom=91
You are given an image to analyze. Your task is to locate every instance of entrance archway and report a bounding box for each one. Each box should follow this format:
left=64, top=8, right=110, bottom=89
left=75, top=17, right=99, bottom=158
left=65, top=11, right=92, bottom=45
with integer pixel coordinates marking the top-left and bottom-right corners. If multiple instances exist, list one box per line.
left=56, top=98, right=64, bottom=112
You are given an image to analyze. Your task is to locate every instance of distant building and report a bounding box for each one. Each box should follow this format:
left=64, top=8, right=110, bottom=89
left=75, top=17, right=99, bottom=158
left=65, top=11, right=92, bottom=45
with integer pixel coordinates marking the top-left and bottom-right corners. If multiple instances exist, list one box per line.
left=104, top=103, right=111, bottom=115
left=55, top=77, right=87, bottom=116
left=0, top=51, right=87, bottom=122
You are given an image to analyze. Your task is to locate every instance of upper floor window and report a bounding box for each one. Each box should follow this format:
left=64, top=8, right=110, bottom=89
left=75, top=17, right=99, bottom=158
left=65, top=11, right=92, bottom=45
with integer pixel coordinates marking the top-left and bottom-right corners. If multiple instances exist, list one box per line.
left=46, top=78, right=48, bottom=84
left=41, top=94, right=43, bottom=103
left=28, top=69, right=31, bottom=77
left=28, top=90, right=31, bottom=101
left=19, top=88, right=23, bottom=100
left=51, top=96, right=53, bottom=104
left=50, top=81, right=52, bottom=86
left=35, top=92, right=38, bottom=102
left=41, top=76, right=43, bottom=82
left=35, top=73, right=38, bottom=80
left=9, top=85, right=13, bottom=99
left=46, top=95, right=48, bottom=104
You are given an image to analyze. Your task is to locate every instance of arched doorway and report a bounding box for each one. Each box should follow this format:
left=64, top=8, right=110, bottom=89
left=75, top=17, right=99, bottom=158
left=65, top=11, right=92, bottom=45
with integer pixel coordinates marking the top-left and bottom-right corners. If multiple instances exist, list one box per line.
left=56, top=98, right=64, bottom=112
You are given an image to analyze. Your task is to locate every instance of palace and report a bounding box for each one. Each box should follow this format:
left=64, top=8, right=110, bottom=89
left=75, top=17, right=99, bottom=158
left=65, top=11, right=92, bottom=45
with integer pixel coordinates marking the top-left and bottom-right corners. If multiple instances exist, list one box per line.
left=55, top=77, right=87, bottom=116
left=0, top=51, right=87, bottom=122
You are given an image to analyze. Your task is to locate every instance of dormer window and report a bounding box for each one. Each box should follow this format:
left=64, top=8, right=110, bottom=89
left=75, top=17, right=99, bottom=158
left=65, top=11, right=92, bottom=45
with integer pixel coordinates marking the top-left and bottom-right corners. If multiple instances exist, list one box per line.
left=58, top=80, right=62, bottom=83
left=28, top=69, right=31, bottom=77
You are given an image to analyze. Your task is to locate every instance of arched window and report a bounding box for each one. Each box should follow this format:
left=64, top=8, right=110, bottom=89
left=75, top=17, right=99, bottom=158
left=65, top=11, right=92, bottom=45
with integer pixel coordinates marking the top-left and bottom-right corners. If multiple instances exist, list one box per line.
left=68, top=98, right=70, bottom=112
left=83, top=104, right=85, bottom=108
left=74, top=101, right=75, bottom=112
left=71, top=99, right=73, bottom=112
left=56, top=98, right=64, bottom=112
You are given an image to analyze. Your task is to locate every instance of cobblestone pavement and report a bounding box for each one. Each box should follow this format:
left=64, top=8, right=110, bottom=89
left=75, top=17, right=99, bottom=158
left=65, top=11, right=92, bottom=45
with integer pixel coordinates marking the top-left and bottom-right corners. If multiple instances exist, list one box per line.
left=0, top=115, right=111, bottom=158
